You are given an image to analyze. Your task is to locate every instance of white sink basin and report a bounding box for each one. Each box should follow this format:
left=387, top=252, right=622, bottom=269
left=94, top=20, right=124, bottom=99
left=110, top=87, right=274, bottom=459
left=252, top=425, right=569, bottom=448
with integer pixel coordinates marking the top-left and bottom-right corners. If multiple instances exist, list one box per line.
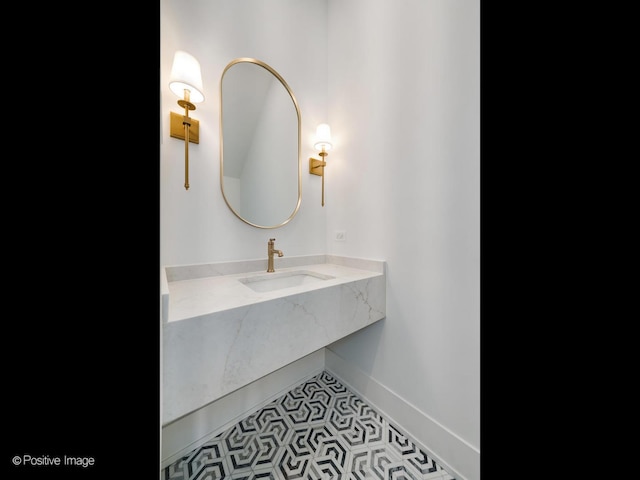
left=239, top=270, right=335, bottom=293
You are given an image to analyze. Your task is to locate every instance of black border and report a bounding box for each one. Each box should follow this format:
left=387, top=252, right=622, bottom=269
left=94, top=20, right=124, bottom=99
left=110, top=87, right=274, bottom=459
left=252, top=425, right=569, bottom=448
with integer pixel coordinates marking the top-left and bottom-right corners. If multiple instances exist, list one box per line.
left=4, top=4, right=161, bottom=478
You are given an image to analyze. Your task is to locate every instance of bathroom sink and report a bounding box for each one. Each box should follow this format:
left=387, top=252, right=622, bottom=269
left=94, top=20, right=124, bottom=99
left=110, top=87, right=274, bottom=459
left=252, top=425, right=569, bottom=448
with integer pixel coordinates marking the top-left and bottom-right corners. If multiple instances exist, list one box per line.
left=239, top=270, right=334, bottom=293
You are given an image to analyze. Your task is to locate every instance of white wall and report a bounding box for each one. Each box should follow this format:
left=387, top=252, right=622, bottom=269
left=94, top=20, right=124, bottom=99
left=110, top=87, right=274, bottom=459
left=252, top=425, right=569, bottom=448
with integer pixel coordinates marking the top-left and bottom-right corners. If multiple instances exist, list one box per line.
left=161, top=0, right=480, bottom=478
left=325, top=0, right=480, bottom=478
left=161, top=0, right=328, bottom=267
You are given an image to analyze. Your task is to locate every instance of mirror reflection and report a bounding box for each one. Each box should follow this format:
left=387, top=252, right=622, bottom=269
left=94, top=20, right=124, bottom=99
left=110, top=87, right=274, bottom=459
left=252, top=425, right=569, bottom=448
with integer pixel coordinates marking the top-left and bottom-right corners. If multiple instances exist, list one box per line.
left=220, top=58, right=301, bottom=228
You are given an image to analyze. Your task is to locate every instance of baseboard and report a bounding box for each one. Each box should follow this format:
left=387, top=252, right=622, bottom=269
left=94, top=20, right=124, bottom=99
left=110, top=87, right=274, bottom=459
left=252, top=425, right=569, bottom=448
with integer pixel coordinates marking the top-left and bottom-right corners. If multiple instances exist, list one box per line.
left=161, top=349, right=325, bottom=470
left=325, top=348, right=480, bottom=480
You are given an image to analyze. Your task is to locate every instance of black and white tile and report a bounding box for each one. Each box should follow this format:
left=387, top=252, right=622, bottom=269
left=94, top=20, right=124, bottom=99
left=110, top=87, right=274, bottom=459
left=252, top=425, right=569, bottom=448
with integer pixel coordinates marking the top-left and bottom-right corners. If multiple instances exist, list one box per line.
left=164, top=371, right=455, bottom=480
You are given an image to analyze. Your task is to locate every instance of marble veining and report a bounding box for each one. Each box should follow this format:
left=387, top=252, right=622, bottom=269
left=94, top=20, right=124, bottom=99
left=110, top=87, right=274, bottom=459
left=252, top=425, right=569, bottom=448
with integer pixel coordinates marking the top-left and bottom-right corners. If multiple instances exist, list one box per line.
left=165, top=260, right=383, bottom=323
left=162, top=256, right=386, bottom=426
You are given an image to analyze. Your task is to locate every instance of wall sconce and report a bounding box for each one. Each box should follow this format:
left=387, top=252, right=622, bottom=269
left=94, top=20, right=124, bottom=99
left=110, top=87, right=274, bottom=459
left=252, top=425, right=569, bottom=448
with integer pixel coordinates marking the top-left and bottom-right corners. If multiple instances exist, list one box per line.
left=309, top=123, right=332, bottom=206
left=169, top=51, right=205, bottom=190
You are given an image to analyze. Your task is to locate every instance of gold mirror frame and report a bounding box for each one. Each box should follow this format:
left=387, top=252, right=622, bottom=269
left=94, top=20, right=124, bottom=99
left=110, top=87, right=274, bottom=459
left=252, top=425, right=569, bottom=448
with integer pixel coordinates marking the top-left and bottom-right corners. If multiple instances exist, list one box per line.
left=219, top=58, right=302, bottom=229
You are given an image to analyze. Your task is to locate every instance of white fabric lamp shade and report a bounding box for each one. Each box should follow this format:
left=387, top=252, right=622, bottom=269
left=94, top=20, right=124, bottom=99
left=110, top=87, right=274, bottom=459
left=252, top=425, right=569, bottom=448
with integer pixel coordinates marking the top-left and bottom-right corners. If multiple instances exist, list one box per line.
left=314, top=123, right=332, bottom=151
left=169, top=51, right=205, bottom=103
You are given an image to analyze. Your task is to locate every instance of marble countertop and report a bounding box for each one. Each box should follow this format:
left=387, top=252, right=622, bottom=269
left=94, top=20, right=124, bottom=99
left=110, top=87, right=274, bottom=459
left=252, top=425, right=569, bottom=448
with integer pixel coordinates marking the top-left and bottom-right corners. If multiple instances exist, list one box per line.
left=161, top=254, right=387, bottom=424
left=162, top=255, right=385, bottom=324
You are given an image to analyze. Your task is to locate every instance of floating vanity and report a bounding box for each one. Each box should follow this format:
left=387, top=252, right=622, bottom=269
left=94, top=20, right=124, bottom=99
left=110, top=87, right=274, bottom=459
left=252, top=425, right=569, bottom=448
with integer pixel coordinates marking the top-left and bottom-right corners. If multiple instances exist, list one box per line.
left=161, top=254, right=386, bottom=425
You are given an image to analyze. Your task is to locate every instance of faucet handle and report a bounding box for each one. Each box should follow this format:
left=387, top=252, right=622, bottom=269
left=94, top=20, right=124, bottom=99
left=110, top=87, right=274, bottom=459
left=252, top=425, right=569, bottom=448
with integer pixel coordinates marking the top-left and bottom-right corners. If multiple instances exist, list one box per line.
left=269, top=238, right=276, bottom=242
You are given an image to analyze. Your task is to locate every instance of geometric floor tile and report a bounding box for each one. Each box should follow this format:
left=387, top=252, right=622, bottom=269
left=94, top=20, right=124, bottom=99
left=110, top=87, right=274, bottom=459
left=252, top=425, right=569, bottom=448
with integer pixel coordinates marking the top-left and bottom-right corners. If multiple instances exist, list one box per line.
left=163, top=371, right=456, bottom=480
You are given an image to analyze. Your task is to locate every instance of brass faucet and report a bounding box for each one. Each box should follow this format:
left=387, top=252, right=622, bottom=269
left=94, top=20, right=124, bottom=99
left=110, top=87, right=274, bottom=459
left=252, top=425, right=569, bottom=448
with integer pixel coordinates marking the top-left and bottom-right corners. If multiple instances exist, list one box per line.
left=267, top=238, right=283, bottom=272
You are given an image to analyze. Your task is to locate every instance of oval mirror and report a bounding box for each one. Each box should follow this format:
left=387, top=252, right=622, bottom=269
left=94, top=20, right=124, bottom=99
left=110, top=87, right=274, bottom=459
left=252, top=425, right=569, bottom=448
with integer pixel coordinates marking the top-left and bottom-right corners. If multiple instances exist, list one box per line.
left=219, top=58, right=302, bottom=228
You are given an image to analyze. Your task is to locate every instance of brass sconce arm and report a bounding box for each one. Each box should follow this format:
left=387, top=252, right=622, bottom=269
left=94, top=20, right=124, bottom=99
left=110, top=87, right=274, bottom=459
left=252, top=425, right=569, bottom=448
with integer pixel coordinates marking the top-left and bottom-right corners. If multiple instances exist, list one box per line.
left=168, top=51, right=204, bottom=191
left=309, top=124, right=332, bottom=206
left=173, top=91, right=197, bottom=190
left=309, top=148, right=328, bottom=206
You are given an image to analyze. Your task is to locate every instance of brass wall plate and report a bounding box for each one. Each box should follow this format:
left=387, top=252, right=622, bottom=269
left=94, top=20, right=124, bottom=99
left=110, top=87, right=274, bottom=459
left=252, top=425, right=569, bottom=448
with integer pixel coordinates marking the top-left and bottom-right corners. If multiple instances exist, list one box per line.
left=309, top=158, right=325, bottom=175
left=170, top=111, right=200, bottom=144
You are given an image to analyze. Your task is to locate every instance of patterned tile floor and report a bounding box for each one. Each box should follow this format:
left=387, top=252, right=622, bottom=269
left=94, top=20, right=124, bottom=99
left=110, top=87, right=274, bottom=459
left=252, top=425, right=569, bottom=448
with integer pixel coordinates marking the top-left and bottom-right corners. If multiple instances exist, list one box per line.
left=164, top=371, right=455, bottom=480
